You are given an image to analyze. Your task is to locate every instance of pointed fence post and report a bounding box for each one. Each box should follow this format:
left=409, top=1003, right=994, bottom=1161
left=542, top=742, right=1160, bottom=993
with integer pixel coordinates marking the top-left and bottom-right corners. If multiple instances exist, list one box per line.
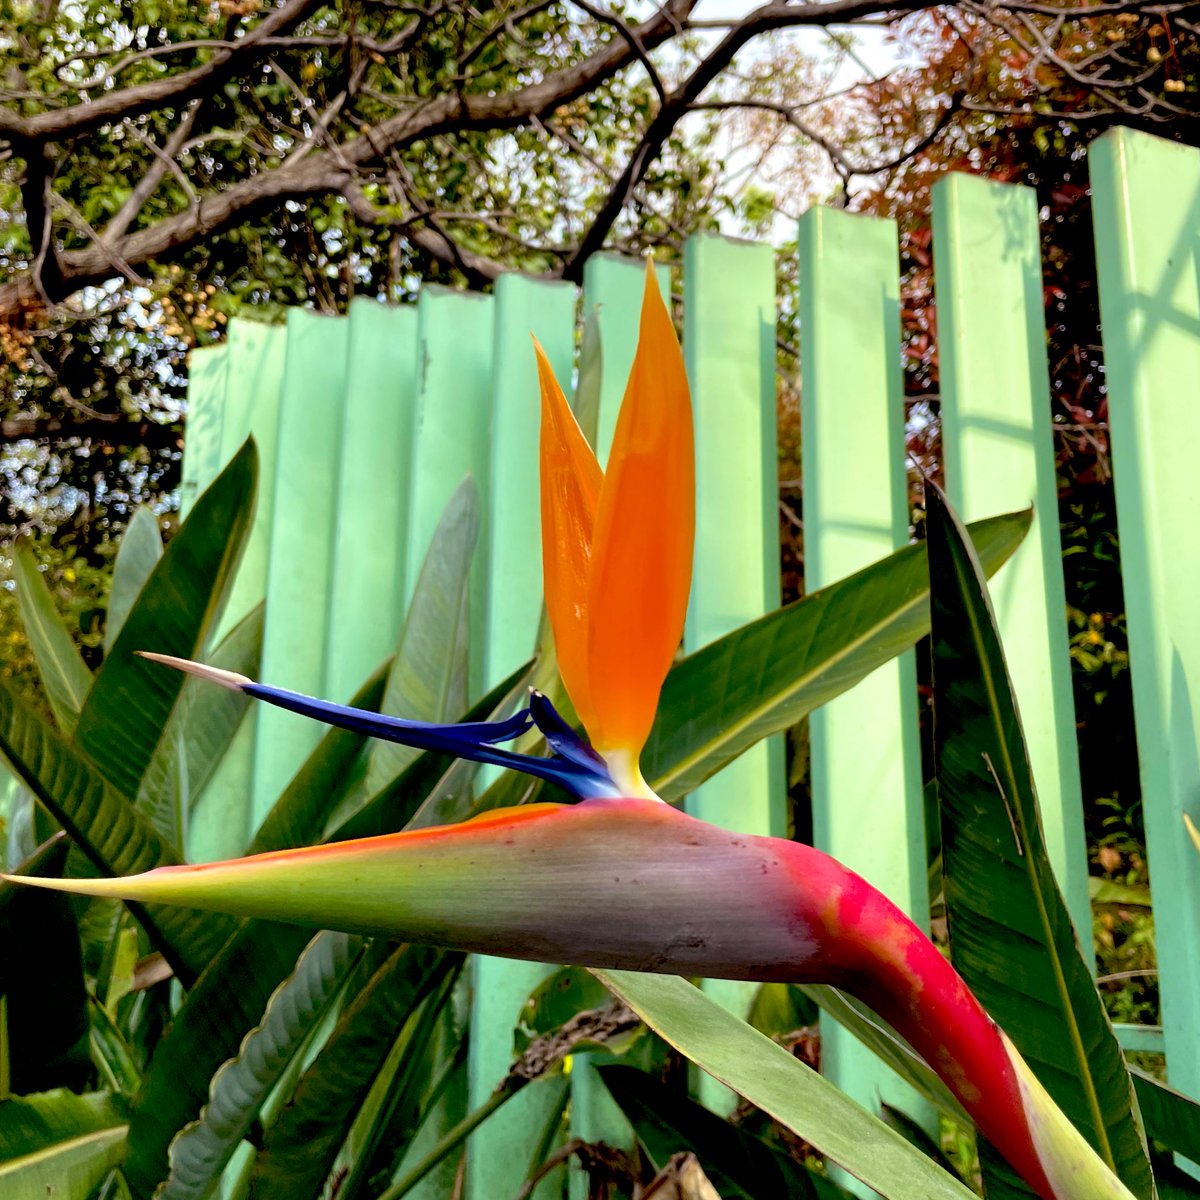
left=251, top=310, right=348, bottom=825
left=469, top=274, right=577, bottom=1200
left=395, top=286, right=496, bottom=1200
left=324, top=299, right=420, bottom=704
left=179, top=344, right=227, bottom=521
left=798, top=207, right=933, bottom=1189
left=682, top=233, right=785, bottom=1112
left=1091, top=128, right=1200, bottom=1136
left=932, top=173, right=1091, bottom=948
left=580, top=254, right=671, bottom=468
left=187, top=320, right=287, bottom=860
left=404, top=289, right=496, bottom=700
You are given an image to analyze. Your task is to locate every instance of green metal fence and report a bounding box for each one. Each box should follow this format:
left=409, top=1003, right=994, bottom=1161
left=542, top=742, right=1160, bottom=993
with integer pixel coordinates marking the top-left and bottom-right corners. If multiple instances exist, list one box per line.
left=180, top=125, right=1200, bottom=1197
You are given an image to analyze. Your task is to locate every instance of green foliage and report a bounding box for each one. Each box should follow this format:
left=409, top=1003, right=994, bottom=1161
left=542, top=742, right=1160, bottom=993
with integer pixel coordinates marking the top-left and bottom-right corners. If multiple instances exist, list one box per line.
left=927, top=482, right=1153, bottom=1199
left=5, top=431, right=1200, bottom=1200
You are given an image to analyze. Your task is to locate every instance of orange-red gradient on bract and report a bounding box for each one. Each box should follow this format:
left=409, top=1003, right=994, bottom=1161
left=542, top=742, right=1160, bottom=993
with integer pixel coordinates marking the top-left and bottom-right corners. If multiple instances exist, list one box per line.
left=537, top=264, right=694, bottom=791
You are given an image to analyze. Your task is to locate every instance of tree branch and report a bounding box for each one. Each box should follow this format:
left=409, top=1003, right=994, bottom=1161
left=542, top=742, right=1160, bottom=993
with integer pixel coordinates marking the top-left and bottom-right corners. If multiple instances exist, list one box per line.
left=1, top=413, right=182, bottom=451
left=0, top=0, right=323, bottom=145
left=563, top=0, right=946, bottom=279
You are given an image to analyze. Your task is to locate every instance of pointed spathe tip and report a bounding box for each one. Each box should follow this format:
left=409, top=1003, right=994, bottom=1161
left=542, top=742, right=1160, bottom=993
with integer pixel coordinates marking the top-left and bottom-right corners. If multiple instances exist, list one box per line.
left=137, top=651, right=252, bottom=691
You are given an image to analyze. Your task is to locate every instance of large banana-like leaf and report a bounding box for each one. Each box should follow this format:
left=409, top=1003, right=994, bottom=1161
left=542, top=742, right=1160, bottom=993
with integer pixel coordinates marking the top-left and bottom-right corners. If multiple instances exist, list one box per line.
left=159, top=931, right=364, bottom=1200
left=644, top=509, right=1029, bottom=799
left=0, top=1126, right=128, bottom=1200
left=599, top=1063, right=855, bottom=1199
left=104, top=505, right=163, bottom=655
left=1131, top=1069, right=1200, bottom=1163
left=926, top=483, right=1154, bottom=1200
left=333, top=965, right=466, bottom=1200
left=365, top=479, right=475, bottom=796
left=121, top=922, right=314, bottom=1199
left=245, top=944, right=460, bottom=1200
left=10, top=545, right=92, bottom=734
left=593, top=970, right=976, bottom=1200
left=797, top=985, right=968, bottom=1124
left=0, top=1089, right=128, bottom=1200
left=0, top=680, right=234, bottom=981
left=136, top=602, right=264, bottom=851
left=0, top=1088, right=125, bottom=1160
left=73, top=440, right=257, bottom=800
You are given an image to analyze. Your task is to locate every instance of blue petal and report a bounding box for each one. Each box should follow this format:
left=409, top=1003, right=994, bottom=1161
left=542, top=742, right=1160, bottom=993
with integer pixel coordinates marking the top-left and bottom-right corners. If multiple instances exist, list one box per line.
left=241, top=682, right=621, bottom=800
left=528, top=690, right=610, bottom=774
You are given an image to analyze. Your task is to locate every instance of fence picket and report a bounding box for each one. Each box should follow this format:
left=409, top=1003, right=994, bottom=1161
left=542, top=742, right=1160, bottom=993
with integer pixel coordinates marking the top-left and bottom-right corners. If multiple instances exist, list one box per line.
left=324, top=299, right=419, bottom=705
left=798, top=206, right=934, bottom=1178
left=580, top=254, right=671, bottom=468
left=178, top=343, right=227, bottom=521
left=251, top=309, right=348, bottom=825
left=188, top=321, right=287, bottom=860
left=683, top=233, right=785, bottom=1111
left=469, top=274, right=577, bottom=1200
left=405, top=289, right=496, bottom=698
left=1091, top=127, right=1200, bottom=1113
left=932, top=174, right=1091, bottom=946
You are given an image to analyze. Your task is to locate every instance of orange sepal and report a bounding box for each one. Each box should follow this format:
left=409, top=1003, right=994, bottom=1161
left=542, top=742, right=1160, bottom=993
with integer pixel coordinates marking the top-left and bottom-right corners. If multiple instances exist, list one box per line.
left=535, top=337, right=603, bottom=734
left=586, top=263, right=694, bottom=761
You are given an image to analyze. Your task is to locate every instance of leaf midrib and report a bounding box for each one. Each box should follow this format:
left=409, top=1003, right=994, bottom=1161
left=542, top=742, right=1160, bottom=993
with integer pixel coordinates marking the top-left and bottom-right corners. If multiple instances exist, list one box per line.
left=651, top=587, right=926, bottom=795
left=954, top=549, right=1115, bottom=1172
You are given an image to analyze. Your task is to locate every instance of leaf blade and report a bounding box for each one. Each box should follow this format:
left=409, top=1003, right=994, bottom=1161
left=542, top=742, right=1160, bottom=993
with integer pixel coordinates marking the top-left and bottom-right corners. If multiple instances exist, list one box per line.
left=10, top=545, right=93, bottom=734
left=645, top=510, right=1030, bottom=799
left=74, top=440, right=257, bottom=800
left=593, top=970, right=976, bottom=1200
left=926, top=484, right=1153, bottom=1199
left=104, top=506, right=163, bottom=656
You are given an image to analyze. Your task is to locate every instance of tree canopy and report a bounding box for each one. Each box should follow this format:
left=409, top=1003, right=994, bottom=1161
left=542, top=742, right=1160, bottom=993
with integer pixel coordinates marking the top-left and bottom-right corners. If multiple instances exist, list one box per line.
left=0, top=0, right=1196, bottom=544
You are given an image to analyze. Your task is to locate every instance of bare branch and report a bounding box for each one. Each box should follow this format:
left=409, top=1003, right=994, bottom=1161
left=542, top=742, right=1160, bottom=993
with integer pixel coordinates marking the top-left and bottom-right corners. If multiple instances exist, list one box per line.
left=1, top=413, right=182, bottom=451
left=564, top=0, right=947, bottom=279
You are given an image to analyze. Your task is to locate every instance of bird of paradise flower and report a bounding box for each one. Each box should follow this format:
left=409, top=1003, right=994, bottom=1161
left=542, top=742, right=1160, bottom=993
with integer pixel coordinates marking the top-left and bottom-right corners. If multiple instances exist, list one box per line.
left=6, top=266, right=1135, bottom=1200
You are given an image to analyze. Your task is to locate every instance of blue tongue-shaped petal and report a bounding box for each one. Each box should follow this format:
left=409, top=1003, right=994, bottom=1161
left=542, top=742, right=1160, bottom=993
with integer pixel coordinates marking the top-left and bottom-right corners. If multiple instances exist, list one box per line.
left=527, top=690, right=610, bottom=774
left=137, top=653, right=622, bottom=800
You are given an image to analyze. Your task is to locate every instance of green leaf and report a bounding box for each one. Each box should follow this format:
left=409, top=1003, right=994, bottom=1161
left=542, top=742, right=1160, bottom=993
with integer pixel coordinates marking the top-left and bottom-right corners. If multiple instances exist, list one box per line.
left=1131, top=1067, right=1200, bottom=1162
left=0, top=1088, right=125, bottom=1161
left=122, top=923, right=315, bottom=1200
left=592, top=971, right=976, bottom=1200
left=645, top=510, right=1030, bottom=799
left=335, top=966, right=465, bottom=1200
left=105, top=507, right=163, bottom=656
left=159, top=931, right=364, bottom=1200
left=10, top=545, right=92, bottom=734
left=136, top=602, right=264, bottom=851
left=246, top=945, right=461, bottom=1200
left=797, top=986, right=969, bottom=1124
left=599, top=1064, right=854, bottom=1199
left=0, top=679, right=235, bottom=982
left=365, top=479, right=476, bottom=796
left=0, top=1125, right=127, bottom=1200
left=74, top=440, right=257, bottom=801
left=88, top=996, right=143, bottom=1099
left=926, top=483, right=1153, bottom=1199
